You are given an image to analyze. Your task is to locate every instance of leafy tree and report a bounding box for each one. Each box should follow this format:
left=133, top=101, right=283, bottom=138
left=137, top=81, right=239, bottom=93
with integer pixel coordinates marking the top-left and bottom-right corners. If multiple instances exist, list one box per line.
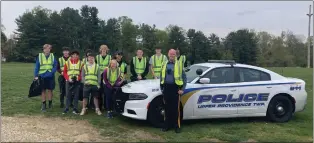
left=105, top=18, right=122, bottom=55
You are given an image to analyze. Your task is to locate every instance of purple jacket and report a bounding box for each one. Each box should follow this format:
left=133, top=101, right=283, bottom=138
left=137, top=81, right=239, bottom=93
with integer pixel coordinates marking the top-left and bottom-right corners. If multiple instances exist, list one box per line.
left=103, top=68, right=122, bottom=89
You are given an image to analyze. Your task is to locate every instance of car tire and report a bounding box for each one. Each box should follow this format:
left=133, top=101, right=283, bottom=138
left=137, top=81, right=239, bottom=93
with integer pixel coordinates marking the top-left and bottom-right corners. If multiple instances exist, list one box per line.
left=148, top=96, right=183, bottom=128
left=147, top=97, right=165, bottom=128
left=266, top=95, right=293, bottom=122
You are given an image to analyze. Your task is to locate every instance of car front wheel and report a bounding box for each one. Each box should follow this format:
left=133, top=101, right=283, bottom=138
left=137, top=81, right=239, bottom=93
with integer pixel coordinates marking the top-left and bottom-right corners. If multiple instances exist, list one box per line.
left=147, top=96, right=183, bottom=128
left=147, top=97, right=165, bottom=128
left=266, top=95, right=293, bottom=122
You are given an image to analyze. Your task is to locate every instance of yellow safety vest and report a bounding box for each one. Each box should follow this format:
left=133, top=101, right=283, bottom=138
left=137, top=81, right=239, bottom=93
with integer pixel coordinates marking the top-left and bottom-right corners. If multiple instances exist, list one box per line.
left=38, top=53, right=54, bottom=74
left=133, top=57, right=146, bottom=74
left=84, top=64, right=99, bottom=86
left=177, top=55, right=186, bottom=66
left=58, top=57, right=68, bottom=72
left=96, top=55, right=111, bottom=71
left=160, top=60, right=183, bottom=86
left=106, top=67, right=121, bottom=85
left=119, top=62, right=127, bottom=78
left=151, top=54, right=166, bottom=77
left=66, top=60, right=82, bottom=79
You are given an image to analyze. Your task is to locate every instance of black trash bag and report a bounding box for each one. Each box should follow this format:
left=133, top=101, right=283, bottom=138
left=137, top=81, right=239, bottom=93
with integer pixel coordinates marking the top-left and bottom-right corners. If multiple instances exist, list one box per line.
left=28, top=77, right=43, bottom=98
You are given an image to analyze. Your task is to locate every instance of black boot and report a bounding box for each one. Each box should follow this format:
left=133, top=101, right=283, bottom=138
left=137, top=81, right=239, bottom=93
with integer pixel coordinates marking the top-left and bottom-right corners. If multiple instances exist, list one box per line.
left=175, top=128, right=181, bottom=133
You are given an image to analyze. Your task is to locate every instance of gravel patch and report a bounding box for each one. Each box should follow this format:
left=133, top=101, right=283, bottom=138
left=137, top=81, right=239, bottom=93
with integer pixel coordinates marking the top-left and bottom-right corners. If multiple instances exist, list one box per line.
left=1, top=116, right=111, bottom=142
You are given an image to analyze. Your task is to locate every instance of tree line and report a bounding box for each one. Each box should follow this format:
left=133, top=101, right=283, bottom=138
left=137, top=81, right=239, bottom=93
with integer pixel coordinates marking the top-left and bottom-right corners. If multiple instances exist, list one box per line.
left=1, top=5, right=312, bottom=67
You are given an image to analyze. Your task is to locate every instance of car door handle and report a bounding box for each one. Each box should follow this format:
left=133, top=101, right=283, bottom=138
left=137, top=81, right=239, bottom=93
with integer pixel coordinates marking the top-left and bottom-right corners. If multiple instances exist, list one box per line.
left=230, top=89, right=237, bottom=92
left=266, top=87, right=272, bottom=88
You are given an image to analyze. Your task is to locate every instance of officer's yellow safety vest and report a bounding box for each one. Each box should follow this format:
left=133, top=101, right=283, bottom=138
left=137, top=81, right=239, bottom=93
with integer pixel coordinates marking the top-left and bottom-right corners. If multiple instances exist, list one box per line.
left=38, top=53, right=54, bottom=74
left=84, top=64, right=99, bottom=86
left=106, top=67, right=121, bottom=85
left=58, top=57, right=68, bottom=72
left=160, top=60, right=183, bottom=86
left=119, top=62, right=127, bottom=78
left=177, top=55, right=186, bottom=66
left=96, top=55, right=111, bottom=71
left=151, top=54, right=166, bottom=77
left=133, top=57, right=146, bottom=74
left=66, top=60, right=82, bottom=79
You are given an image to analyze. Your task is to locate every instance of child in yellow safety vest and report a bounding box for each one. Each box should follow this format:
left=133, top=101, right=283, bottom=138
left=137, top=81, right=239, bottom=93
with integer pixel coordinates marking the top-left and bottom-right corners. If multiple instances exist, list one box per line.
left=62, top=50, right=83, bottom=115
left=80, top=52, right=102, bottom=116
left=103, top=59, right=122, bottom=118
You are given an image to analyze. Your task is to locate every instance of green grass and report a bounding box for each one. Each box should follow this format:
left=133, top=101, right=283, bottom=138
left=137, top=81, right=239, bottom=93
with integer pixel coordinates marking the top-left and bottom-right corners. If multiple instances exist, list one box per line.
left=1, top=63, right=313, bottom=142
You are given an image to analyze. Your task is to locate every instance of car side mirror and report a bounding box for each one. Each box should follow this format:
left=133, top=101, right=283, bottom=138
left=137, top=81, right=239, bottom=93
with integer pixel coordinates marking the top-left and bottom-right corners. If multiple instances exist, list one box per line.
left=196, top=69, right=203, bottom=75
left=199, top=78, right=210, bottom=84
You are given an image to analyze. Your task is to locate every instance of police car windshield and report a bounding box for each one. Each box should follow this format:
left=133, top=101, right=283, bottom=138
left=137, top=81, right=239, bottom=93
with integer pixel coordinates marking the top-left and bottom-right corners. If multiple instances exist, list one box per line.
left=186, top=65, right=209, bottom=83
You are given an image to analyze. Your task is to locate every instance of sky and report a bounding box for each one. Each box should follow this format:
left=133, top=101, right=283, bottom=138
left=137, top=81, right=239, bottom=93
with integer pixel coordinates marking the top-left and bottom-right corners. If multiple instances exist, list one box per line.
left=1, top=1, right=312, bottom=39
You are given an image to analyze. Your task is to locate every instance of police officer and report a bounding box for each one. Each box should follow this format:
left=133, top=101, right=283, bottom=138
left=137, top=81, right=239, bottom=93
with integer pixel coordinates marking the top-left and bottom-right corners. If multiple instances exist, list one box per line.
left=175, top=48, right=188, bottom=68
left=114, top=51, right=128, bottom=85
left=34, top=44, right=57, bottom=112
left=57, top=47, right=70, bottom=108
left=149, top=46, right=168, bottom=79
left=62, top=49, right=83, bottom=114
left=160, top=49, right=187, bottom=133
left=96, top=45, right=111, bottom=111
left=130, top=49, right=149, bottom=82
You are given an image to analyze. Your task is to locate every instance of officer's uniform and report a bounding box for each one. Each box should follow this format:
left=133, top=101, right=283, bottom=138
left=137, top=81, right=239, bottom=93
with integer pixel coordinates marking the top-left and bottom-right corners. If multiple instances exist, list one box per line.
left=57, top=56, right=69, bottom=107
left=160, top=60, right=187, bottom=132
left=63, top=56, right=83, bottom=114
left=130, top=56, right=149, bottom=81
left=149, top=54, right=168, bottom=78
left=96, top=54, right=111, bottom=110
left=177, top=55, right=187, bottom=68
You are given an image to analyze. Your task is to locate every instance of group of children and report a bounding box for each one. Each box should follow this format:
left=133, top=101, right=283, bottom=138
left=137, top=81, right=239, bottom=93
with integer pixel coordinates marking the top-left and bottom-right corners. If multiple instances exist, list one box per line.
left=34, top=44, right=186, bottom=118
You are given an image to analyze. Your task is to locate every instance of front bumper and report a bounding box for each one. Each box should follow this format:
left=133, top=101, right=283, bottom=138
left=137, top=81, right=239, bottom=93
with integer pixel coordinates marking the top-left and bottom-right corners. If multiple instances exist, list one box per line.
left=294, top=91, right=307, bottom=112
left=122, top=100, right=148, bottom=120
left=115, top=92, right=148, bottom=120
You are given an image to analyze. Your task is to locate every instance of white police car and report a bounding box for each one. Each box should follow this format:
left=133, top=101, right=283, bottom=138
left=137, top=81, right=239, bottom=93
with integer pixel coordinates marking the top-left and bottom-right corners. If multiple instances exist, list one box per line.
left=115, top=60, right=307, bottom=127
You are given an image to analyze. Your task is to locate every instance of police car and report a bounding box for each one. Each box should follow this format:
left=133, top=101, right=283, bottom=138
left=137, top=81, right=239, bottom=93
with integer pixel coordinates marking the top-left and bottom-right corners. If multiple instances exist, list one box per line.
left=115, top=60, right=307, bottom=127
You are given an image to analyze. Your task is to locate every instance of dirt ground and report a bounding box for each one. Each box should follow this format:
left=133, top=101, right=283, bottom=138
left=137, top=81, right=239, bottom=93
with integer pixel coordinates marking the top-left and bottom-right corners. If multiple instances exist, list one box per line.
left=1, top=115, right=111, bottom=142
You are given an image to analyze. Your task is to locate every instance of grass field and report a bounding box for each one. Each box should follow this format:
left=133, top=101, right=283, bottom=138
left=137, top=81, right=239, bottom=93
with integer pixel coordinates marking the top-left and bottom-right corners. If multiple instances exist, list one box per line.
left=1, top=63, right=313, bottom=142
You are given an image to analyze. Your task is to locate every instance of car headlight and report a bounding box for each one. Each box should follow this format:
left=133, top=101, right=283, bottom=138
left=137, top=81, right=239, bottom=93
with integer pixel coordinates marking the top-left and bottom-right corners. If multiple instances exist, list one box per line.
left=129, top=93, right=148, bottom=100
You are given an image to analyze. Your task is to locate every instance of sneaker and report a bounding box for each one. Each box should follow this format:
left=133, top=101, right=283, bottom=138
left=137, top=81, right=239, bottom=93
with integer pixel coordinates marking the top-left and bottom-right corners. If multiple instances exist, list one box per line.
left=41, top=104, right=46, bottom=112
left=80, top=108, right=87, bottom=116
left=95, top=108, right=102, bottom=115
left=106, top=111, right=112, bottom=118
left=161, top=128, right=169, bottom=132
left=72, top=109, right=79, bottom=115
left=62, top=108, right=69, bottom=114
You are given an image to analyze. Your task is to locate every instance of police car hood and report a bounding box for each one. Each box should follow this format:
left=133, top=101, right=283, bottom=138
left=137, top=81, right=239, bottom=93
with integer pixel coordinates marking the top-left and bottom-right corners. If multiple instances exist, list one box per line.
left=121, top=79, right=160, bottom=93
